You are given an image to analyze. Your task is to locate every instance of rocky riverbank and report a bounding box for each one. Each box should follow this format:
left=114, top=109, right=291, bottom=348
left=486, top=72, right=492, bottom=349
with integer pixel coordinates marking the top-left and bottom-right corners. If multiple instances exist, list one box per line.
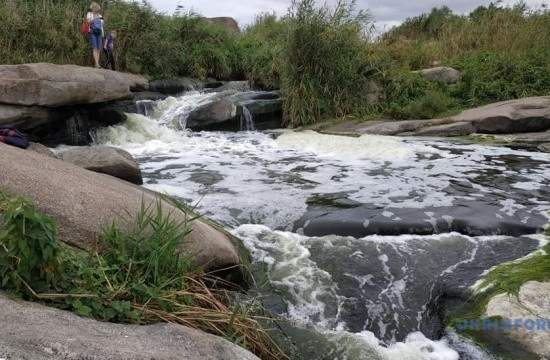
left=309, top=96, right=550, bottom=153
left=1, top=62, right=550, bottom=359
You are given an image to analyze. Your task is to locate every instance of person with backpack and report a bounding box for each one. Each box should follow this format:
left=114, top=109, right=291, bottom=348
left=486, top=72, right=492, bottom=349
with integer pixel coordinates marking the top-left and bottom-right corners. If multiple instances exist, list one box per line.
left=85, top=2, right=104, bottom=68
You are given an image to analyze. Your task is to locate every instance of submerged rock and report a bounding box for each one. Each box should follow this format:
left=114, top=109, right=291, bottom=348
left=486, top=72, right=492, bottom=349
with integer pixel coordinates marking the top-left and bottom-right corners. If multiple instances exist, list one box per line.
left=0, top=142, right=244, bottom=274
left=0, top=63, right=147, bottom=107
left=61, top=146, right=143, bottom=185
left=0, top=293, right=258, bottom=360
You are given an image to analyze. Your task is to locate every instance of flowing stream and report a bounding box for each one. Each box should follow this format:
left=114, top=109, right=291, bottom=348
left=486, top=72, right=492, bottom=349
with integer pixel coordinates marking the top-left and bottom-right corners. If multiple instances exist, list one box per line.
left=95, top=91, right=550, bottom=360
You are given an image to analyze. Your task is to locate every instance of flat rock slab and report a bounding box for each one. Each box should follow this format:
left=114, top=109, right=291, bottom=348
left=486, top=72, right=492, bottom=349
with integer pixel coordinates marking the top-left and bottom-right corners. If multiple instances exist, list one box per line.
left=0, top=293, right=258, bottom=360
left=0, top=63, right=148, bottom=107
left=452, top=96, right=550, bottom=134
left=413, top=121, right=475, bottom=137
left=61, top=146, right=143, bottom=185
left=0, top=142, right=241, bottom=272
left=484, top=281, right=550, bottom=358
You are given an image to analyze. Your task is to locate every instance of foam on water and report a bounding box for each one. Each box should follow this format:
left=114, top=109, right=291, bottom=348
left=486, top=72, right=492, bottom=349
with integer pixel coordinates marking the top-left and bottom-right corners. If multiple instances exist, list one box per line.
left=233, top=224, right=504, bottom=359
left=95, top=113, right=183, bottom=147
left=95, top=106, right=550, bottom=230
left=275, top=130, right=422, bottom=161
left=94, top=91, right=550, bottom=359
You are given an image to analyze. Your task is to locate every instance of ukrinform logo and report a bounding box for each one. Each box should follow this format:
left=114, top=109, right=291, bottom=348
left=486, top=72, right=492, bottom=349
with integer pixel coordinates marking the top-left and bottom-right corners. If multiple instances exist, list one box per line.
left=456, top=318, right=550, bottom=332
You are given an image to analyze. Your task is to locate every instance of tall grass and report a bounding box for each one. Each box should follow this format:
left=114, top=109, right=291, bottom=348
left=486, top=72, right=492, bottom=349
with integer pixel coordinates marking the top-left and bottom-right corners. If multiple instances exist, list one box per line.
left=0, top=193, right=286, bottom=359
left=1, top=0, right=549, bottom=123
left=281, top=0, right=374, bottom=126
left=375, top=3, right=550, bottom=116
left=0, top=0, right=244, bottom=80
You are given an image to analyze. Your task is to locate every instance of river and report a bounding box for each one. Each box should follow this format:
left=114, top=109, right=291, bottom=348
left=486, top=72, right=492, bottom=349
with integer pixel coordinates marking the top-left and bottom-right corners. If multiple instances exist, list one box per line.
left=95, top=91, right=550, bottom=360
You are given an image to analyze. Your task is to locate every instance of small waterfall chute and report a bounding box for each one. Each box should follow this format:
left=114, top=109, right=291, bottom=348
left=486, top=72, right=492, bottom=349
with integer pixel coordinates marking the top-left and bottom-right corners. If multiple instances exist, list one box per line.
left=136, top=100, right=156, bottom=117
left=240, top=105, right=255, bottom=131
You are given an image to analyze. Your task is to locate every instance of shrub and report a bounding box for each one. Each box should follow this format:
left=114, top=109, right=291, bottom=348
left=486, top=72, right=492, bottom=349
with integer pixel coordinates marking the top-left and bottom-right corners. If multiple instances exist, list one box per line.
left=452, top=50, right=550, bottom=107
left=0, top=193, right=286, bottom=359
left=239, top=14, right=288, bottom=89
left=281, top=0, right=374, bottom=126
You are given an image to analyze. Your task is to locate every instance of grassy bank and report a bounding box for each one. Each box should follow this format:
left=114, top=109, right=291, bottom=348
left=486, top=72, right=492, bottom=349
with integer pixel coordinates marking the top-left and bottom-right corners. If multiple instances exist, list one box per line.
left=0, top=192, right=285, bottom=359
left=1, top=0, right=549, bottom=126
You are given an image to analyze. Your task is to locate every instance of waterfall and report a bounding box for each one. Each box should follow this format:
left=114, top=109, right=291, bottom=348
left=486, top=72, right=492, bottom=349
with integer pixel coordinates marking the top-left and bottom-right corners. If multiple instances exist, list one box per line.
left=136, top=100, right=156, bottom=117
left=240, top=105, right=255, bottom=131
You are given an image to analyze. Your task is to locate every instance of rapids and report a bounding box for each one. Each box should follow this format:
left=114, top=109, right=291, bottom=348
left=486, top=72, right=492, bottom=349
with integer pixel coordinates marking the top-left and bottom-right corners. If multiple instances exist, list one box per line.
left=95, top=92, right=550, bottom=359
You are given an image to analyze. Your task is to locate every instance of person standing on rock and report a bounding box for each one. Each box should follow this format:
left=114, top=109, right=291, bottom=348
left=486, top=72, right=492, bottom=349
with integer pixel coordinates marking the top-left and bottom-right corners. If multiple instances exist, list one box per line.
left=103, top=30, right=116, bottom=70
left=86, top=2, right=104, bottom=68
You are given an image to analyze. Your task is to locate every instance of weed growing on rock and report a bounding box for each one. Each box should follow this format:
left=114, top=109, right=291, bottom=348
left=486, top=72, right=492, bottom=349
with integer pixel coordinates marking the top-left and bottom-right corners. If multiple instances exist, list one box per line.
left=450, top=224, right=550, bottom=326
left=0, top=194, right=286, bottom=360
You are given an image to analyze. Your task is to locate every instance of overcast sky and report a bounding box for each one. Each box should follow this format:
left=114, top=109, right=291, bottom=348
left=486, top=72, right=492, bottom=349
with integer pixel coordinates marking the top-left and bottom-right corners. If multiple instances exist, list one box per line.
left=147, top=0, right=547, bottom=30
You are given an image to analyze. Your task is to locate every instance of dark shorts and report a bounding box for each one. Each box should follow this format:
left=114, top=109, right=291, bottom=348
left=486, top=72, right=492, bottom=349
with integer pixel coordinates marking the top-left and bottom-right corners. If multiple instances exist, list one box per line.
left=90, top=33, right=103, bottom=49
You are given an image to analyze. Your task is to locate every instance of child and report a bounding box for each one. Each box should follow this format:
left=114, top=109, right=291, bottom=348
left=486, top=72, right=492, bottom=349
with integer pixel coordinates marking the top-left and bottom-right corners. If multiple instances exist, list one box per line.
left=103, top=30, right=117, bottom=70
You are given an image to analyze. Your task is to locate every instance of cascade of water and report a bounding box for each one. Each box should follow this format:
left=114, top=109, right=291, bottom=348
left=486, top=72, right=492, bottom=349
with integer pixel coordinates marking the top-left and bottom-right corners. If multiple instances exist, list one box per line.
left=92, top=91, right=550, bottom=360
left=240, top=105, right=255, bottom=131
left=136, top=100, right=155, bottom=117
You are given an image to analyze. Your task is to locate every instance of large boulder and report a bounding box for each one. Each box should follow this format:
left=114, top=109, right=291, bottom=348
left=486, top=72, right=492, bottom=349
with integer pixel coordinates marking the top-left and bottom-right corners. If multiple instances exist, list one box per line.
left=187, top=98, right=237, bottom=130
left=186, top=90, right=282, bottom=131
left=414, top=66, right=461, bottom=84
left=483, top=281, right=550, bottom=358
left=0, top=63, right=148, bottom=107
left=0, top=142, right=243, bottom=273
left=0, top=104, right=69, bottom=130
left=452, top=96, right=550, bottom=134
left=0, top=293, right=259, bottom=360
left=204, top=17, right=240, bottom=33
left=61, top=146, right=143, bottom=185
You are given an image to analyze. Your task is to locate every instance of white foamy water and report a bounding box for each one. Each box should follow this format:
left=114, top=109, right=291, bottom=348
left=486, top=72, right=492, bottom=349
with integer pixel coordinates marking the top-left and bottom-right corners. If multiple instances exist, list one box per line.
left=94, top=91, right=550, bottom=360
left=275, top=130, right=423, bottom=161
left=233, top=224, right=516, bottom=359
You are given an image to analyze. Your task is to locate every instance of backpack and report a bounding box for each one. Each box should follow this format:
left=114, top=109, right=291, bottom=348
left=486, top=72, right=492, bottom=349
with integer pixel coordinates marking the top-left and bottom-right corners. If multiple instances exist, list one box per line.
left=80, top=20, right=90, bottom=35
left=90, top=17, right=102, bottom=36
left=0, top=126, right=29, bottom=149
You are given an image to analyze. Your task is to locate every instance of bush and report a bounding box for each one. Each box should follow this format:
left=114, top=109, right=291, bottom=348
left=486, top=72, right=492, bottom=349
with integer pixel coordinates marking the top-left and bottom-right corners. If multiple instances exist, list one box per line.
left=239, top=14, right=288, bottom=89
left=452, top=50, right=550, bottom=107
left=281, top=0, right=373, bottom=126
